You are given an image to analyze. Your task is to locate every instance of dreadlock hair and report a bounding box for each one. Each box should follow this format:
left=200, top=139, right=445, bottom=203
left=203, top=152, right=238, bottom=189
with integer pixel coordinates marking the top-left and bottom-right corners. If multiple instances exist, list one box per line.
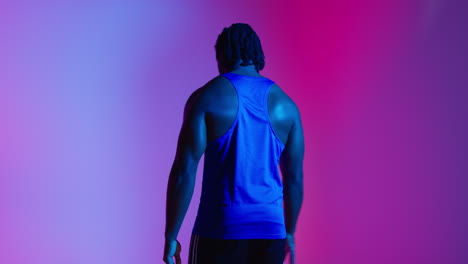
left=215, top=23, right=266, bottom=72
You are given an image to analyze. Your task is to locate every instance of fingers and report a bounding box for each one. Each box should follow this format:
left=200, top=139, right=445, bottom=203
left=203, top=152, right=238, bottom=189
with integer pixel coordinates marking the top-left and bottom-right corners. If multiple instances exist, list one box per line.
left=175, top=240, right=182, bottom=264
left=290, top=249, right=296, bottom=264
left=284, top=248, right=295, bottom=264
left=176, top=240, right=182, bottom=254
left=163, top=256, right=174, bottom=264
left=164, top=239, right=181, bottom=264
left=163, top=255, right=178, bottom=264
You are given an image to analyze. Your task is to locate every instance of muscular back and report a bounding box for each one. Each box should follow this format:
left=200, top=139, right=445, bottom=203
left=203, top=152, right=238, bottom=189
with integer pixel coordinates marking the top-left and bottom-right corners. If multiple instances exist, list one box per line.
left=180, top=72, right=304, bottom=237
left=192, top=75, right=298, bottom=146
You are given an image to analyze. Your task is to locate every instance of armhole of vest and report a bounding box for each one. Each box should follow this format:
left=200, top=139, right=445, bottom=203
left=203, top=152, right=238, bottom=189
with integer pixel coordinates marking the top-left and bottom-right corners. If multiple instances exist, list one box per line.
left=263, top=82, right=286, bottom=149
left=207, top=75, right=241, bottom=144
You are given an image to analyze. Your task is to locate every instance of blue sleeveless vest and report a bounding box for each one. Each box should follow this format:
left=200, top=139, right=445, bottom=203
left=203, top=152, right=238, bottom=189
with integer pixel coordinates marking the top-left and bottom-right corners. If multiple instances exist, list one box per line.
left=192, top=72, right=286, bottom=239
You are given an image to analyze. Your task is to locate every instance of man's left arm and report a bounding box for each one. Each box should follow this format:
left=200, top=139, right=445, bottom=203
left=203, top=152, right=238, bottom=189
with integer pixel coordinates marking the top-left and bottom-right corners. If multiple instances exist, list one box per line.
left=164, top=89, right=207, bottom=261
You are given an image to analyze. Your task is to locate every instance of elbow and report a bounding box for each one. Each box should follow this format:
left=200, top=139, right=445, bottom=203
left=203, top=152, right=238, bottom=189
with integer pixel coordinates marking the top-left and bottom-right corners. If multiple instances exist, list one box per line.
left=283, top=171, right=304, bottom=195
left=168, top=165, right=196, bottom=189
left=283, top=177, right=303, bottom=196
left=178, top=174, right=196, bottom=187
left=173, top=169, right=196, bottom=187
left=283, top=170, right=303, bottom=186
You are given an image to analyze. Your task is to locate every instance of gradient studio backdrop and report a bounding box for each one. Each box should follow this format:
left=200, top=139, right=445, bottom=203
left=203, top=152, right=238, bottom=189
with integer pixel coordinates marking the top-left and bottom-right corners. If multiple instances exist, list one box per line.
left=1, top=0, right=467, bottom=263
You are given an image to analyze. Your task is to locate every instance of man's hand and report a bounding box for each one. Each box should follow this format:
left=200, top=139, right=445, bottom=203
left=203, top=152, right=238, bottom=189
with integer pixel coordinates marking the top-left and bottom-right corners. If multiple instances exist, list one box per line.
left=163, top=239, right=182, bottom=264
left=285, top=233, right=296, bottom=264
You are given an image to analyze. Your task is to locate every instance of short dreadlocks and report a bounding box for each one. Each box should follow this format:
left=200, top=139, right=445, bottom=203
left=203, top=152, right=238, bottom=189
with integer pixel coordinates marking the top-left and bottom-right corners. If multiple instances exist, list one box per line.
left=215, top=23, right=266, bottom=72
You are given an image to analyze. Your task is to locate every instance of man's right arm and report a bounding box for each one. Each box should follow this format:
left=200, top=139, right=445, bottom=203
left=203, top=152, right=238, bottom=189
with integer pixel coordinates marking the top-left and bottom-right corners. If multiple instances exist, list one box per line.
left=280, top=101, right=304, bottom=235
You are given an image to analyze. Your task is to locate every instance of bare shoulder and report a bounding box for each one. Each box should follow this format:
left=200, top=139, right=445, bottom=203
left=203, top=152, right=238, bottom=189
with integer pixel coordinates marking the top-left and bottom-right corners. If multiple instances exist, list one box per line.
left=190, top=75, right=231, bottom=99
left=270, top=83, right=301, bottom=119
left=184, top=76, right=231, bottom=117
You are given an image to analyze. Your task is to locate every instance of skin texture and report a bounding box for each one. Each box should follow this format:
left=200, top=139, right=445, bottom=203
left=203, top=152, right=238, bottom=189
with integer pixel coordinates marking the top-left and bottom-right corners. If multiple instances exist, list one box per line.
left=164, top=61, right=304, bottom=264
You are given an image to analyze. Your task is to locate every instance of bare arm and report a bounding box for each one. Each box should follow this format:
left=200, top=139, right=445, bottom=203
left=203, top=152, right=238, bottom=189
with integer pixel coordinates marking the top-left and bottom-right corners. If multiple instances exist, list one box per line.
left=280, top=102, right=304, bottom=235
left=164, top=88, right=207, bottom=241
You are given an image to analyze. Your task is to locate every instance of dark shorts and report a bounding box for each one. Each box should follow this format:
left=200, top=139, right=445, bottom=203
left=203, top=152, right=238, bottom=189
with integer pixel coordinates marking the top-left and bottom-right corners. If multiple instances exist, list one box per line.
left=188, top=234, right=286, bottom=264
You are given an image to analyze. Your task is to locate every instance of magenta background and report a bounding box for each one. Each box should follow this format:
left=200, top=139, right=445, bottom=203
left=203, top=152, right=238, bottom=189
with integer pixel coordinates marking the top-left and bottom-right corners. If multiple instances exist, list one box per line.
left=1, top=1, right=467, bottom=263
